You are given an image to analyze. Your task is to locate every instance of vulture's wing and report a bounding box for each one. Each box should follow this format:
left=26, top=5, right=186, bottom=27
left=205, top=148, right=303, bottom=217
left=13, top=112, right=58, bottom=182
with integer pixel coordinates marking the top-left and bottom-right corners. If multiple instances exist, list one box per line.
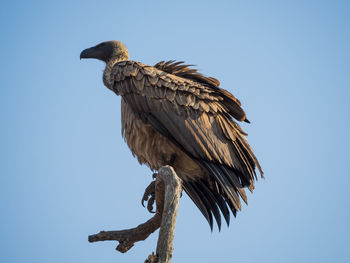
left=111, top=60, right=263, bottom=229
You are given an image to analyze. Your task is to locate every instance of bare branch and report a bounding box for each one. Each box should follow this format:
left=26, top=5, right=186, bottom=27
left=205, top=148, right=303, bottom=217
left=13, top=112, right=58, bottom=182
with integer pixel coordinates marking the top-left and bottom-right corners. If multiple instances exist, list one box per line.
left=88, top=165, right=182, bottom=263
left=88, top=177, right=165, bottom=253
left=154, top=166, right=182, bottom=263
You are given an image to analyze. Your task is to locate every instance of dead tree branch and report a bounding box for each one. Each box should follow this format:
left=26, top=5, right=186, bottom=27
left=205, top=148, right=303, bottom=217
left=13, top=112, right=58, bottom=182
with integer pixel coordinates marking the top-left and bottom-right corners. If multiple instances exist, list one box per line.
left=88, top=165, right=182, bottom=263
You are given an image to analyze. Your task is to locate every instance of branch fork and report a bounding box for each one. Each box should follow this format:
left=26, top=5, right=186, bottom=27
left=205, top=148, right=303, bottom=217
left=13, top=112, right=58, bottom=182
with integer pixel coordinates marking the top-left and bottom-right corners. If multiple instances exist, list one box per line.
left=88, top=166, right=182, bottom=263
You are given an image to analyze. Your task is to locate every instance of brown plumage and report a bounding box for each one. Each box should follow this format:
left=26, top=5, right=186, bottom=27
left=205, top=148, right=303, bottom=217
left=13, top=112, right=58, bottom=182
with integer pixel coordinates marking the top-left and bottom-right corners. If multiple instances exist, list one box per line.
left=80, top=41, right=263, bottom=230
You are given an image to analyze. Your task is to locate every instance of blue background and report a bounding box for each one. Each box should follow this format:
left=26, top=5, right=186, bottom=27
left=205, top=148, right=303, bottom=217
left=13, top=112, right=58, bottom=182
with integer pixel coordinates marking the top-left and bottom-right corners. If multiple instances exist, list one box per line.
left=1, top=1, right=349, bottom=262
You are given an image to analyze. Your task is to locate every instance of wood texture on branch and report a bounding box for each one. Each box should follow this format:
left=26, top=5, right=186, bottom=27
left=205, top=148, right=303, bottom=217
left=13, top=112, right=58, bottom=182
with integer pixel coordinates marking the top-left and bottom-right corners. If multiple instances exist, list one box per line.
left=154, top=166, right=182, bottom=263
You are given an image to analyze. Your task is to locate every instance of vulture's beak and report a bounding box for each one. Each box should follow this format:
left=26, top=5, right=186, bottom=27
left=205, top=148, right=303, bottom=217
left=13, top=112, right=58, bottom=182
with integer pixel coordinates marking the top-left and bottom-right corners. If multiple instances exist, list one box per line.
left=80, top=47, right=99, bottom=60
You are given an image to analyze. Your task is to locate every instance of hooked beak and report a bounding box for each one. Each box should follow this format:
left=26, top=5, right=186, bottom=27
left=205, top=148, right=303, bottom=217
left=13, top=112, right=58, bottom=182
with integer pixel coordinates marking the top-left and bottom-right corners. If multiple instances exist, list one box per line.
left=80, top=47, right=97, bottom=60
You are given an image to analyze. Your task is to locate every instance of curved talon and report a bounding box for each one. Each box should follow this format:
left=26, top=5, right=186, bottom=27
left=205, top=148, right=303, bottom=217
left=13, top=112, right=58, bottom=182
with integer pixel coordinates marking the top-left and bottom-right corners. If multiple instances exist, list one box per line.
left=141, top=192, right=149, bottom=207
left=147, top=194, right=156, bottom=213
left=141, top=180, right=156, bottom=212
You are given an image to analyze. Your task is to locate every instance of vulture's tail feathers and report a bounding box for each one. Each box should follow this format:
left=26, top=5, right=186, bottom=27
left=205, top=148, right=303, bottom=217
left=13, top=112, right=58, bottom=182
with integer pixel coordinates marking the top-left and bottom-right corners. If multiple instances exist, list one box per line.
left=192, top=181, right=222, bottom=230
left=183, top=178, right=232, bottom=231
left=182, top=160, right=255, bottom=230
left=182, top=180, right=214, bottom=230
left=194, top=161, right=256, bottom=226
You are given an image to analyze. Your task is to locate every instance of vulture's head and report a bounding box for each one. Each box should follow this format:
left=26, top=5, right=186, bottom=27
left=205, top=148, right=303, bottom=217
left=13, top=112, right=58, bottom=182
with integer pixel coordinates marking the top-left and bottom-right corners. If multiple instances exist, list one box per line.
left=80, top=41, right=129, bottom=63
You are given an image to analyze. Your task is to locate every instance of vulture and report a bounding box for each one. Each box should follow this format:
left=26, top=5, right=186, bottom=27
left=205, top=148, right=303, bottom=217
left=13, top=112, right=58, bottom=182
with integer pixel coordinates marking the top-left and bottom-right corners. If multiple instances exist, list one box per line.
left=80, top=41, right=263, bottom=230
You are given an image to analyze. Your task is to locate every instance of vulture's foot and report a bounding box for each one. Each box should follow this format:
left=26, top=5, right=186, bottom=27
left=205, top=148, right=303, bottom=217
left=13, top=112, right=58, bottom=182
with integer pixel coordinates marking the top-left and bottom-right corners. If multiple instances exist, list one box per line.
left=141, top=180, right=156, bottom=213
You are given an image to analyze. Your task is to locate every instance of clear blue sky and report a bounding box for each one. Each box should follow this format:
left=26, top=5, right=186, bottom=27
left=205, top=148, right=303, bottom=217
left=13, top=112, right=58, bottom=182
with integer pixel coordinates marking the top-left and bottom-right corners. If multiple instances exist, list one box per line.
left=1, top=0, right=349, bottom=262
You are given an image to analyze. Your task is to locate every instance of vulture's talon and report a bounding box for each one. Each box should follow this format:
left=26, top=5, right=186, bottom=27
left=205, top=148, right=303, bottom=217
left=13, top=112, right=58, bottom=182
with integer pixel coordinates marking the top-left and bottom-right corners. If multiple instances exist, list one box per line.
left=141, top=181, right=156, bottom=213
left=141, top=196, right=147, bottom=207
left=141, top=191, right=149, bottom=207
left=147, top=195, right=156, bottom=213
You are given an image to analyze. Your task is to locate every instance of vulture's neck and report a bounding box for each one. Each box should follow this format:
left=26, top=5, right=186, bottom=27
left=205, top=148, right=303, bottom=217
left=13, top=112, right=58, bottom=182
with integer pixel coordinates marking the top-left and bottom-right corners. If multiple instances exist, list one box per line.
left=103, top=54, right=129, bottom=87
